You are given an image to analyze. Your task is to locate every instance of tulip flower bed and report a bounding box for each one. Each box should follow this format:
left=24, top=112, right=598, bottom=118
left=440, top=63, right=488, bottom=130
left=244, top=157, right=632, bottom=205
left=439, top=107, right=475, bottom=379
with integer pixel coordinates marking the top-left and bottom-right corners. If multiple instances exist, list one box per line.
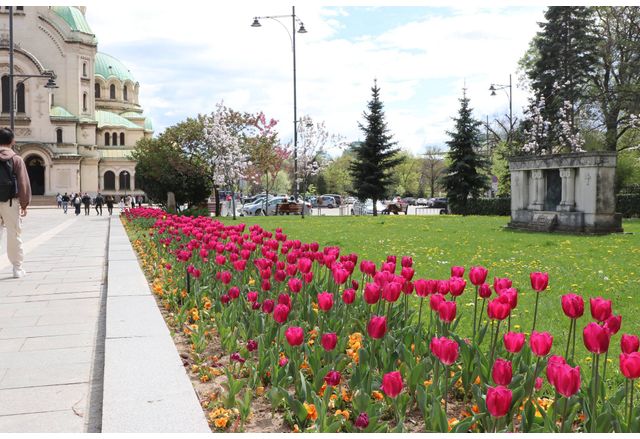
left=123, top=208, right=640, bottom=433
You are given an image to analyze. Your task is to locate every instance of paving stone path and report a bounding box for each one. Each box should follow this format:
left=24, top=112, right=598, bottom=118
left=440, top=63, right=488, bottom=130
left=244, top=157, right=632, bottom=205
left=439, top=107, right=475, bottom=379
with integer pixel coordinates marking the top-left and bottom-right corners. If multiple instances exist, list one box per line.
left=0, top=208, right=208, bottom=433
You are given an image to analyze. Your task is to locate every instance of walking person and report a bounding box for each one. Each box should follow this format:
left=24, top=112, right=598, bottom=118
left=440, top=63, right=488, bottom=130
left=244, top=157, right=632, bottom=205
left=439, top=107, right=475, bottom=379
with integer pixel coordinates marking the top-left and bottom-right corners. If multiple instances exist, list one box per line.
left=105, top=195, right=114, bottom=216
left=118, top=196, right=124, bottom=211
left=136, top=195, right=143, bottom=207
left=61, top=192, right=70, bottom=214
left=0, top=128, right=31, bottom=278
left=73, top=193, right=82, bottom=216
left=94, top=192, right=104, bottom=216
left=56, top=193, right=62, bottom=209
left=130, top=195, right=135, bottom=209
left=82, top=192, right=91, bottom=216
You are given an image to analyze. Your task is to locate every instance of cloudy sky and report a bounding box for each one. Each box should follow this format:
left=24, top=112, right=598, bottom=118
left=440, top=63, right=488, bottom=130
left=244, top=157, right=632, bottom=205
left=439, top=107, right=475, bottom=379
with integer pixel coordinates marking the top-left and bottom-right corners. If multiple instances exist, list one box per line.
left=83, top=1, right=546, bottom=156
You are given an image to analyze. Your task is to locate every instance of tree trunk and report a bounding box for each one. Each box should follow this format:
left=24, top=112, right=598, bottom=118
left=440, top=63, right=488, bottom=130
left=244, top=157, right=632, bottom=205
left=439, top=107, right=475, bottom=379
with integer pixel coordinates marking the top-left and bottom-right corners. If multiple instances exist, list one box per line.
left=604, top=108, right=620, bottom=152
left=214, top=186, right=221, bottom=217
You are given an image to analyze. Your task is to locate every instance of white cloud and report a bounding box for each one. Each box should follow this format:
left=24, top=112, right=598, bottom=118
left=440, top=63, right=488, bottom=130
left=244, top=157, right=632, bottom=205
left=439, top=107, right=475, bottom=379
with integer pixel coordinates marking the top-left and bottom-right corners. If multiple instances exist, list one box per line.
left=82, top=2, right=544, bottom=155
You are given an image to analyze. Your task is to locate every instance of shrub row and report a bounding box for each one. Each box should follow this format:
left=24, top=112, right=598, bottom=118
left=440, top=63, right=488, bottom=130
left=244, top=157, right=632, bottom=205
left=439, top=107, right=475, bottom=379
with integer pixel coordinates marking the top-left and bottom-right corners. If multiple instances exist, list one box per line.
left=454, top=197, right=511, bottom=216
left=616, top=194, right=640, bottom=218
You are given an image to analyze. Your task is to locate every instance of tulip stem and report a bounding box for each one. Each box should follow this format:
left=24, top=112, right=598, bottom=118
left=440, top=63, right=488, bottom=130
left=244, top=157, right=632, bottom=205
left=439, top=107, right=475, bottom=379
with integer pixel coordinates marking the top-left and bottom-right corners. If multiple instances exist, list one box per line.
left=490, top=320, right=501, bottom=367
left=601, top=350, right=609, bottom=400
left=629, top=379, right=635, bottom=430
left=591, top=353, right=599, bottom=433
left=472, top=286, right=479, bottom=343
left=564, top=319, right=573, bottom=362
left=417, top=297, right=424, bottom=334
left=531, top=291, right=540, bottom=333
left=561, top=396, right=569, bottom=433
left=477, top=299, right=486, bottom=345
left=571, top=322, right=577, bottom=362
left=443, top=364, right=449, bottom=416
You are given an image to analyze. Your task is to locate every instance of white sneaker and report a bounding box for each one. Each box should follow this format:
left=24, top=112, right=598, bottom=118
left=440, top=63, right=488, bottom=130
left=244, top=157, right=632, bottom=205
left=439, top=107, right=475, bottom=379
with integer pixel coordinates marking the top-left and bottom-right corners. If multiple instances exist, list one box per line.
left=13, top=267, right=26, bottom=278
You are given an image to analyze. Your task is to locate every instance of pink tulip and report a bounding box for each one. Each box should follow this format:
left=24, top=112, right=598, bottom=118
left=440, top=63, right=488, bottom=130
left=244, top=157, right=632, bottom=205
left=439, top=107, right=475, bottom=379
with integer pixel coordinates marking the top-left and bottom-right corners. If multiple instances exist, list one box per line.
left=284, top=326, right=304, bottom=346
left=324, top=370, right=341, bottom=386
left=620, top=352, right=640, bottom=379
left=486, top=386, right=512, bottom=418
left=546, top=355, right=567, bottom=387
left=493, top=277, right=512, bottom=294
left=554, top=364, right=581, bottom=397
left=401, top=256, right=413, bottom=268
left=561, top=293, right=584, bottom=319
left=317, top=292, right=334, bottom=312
left=438, top=300, right=457, bottom=324
left=503, top=332, right=526, bottom=353
left=449, top=277, right=466, bottom=297
left=478, top=283, right=492, bottom=299
left=590, top=296, right=612, bottom=322
left=364, top=283, right=381, bottom=305
left=530, top=272, right=549, bottom=292
left=273, top=304, right=290, bottom=324
left=342, top=288, right=356, bottom=304
left=321, top=333, right=337, bottom=351
left=583, top=322, right=611, bottom=354
left=621, top=334, right=640, bottom=354
left=487, top=295, right=511, bottom=321
left=451, top=265, right=465, bottom=278
left=469, top=266, right=488, bottom=286
left=381, top=371, right=403, bottom=398
left=367, top=315, right=387, bottom=339
left=530, top=331, right=553, bottom=357
left=429, top=293, right=445, bottom=311
left=604, top=314, right=622, bottom=335
left=492, top=358, right=513, bottom=386
left=288, top=277, right=302, bottom=294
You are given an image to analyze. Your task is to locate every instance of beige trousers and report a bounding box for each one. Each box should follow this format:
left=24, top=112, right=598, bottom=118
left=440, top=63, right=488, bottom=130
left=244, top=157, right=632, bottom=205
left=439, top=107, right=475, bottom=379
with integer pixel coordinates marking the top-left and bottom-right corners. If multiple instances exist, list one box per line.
left=0, top=200, right=23, bottom=269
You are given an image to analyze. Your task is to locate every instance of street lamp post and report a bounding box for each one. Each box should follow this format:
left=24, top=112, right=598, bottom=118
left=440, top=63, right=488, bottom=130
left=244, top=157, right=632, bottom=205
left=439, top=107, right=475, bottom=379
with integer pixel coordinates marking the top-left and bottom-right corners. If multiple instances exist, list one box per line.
left=251, top=6, right=307, bottom=201
left=8, top=6, right=58, bottom=132
left=489, top=73, right=513, bottom=151
left=122, top=170, right=129, bottom=202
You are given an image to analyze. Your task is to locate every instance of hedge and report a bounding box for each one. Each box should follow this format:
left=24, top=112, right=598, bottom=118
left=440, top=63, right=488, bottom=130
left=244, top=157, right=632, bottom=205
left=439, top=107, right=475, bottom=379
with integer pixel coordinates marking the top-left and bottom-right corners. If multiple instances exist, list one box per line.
left=453, top=195, right=640, bottom=218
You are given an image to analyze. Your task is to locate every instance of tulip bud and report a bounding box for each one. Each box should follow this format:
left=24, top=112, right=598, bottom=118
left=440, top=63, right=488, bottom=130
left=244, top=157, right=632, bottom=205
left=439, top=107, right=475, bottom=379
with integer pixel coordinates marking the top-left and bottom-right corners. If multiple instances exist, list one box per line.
left=429, top=293, right=445, bottom=312
left=354, top=412, right=369, bottom=429
left=288, top=277, right=302, bottom=294
left=590, top=296, right=612, bottom=322
left=530, top=272, right=549, bottom=292
left=449, top=277, right=466, bottom=297
left=401, top=256, right=413, bottom=268
left=247, top=291, right=258, bottom=303
left=317, top=292, right=334, bottom=312
left=620, top=352, right=640, bottom=379
left=364, top=283, right=381, bottom=305
left=604, top=314, right=622, bottom=335
left=487, top=295, right=511, bottom=321
left=324, top=370, right=341, bottom=387
left=261, top=299, right=274, bottom=314
left=554, top=364, right=581, bottom=397
left=546, top=355, right=567, bottom=388
left=380, top=371, right=403, bottom=398
left=478, top=283, right=492, bottom=299
left=561, top=293, right=584, bottom=319
left=493, top=277, right=512, bottom=294
left=414, top=279, right=428, bottom=297
left=438, top=300, right=457, bottom=324
left=534, top=377, right=543, bottom=391
left=342, top=288, right=356, bottom=304
left=247, top=339, right=258, bottom=352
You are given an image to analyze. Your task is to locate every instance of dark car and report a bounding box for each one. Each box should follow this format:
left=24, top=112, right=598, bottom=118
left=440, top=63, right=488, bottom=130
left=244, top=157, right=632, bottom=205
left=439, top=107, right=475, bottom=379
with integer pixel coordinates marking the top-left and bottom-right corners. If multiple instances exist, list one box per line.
left=427, top=197, right=448, bottom=208
left=401, top=197, right=416, bottom=206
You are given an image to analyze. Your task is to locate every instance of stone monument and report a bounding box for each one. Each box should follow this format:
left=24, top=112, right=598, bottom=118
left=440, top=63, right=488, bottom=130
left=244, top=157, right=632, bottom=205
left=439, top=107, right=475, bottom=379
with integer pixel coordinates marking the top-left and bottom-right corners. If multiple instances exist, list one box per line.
left=508, top=151, right=622, bottom=234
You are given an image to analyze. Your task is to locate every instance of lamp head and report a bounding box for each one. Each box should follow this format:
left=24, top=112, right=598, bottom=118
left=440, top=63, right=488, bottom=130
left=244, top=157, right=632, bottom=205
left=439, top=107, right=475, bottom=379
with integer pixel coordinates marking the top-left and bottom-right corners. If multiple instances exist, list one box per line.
left=490, top=90, right=497, bottom=96
left=489, top=84, right=496, bottom=92
left=45, top=77, right=58, bottom=89
left=251, top=18, right=261, bottom=27
left=297, top=23, right=307, bottom=33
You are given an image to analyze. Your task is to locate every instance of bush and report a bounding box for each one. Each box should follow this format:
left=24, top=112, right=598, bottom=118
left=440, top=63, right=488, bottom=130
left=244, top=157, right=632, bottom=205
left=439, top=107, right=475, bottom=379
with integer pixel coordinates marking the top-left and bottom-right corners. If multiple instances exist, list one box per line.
left=456, top=197, right=511, bottom=216
left=617, top=194, right=640, bottom=218
left=177, top=205, right=211, bottom=218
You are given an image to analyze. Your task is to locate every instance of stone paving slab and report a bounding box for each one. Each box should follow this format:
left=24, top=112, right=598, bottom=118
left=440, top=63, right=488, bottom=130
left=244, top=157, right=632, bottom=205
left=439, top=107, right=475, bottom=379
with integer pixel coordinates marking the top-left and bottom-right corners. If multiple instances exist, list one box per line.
left=0, top=362, right=92, bottom=389
left=0, top=409, right=85, bottom=433
left=20, top=334, right=95, bottom=352
left=0, top=383, right=88, bottom=416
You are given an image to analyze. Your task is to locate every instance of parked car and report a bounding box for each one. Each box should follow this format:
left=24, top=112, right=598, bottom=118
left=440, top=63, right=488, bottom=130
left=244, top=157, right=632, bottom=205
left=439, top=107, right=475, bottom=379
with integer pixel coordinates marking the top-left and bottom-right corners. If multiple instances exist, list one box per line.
left=401, top=197, right=416, bottom=206
left=416, top=198, right=429, bottom=206
left=427, top=197, right=448, bottom=208
left=322, top=194, right=343, bottom=206
left=241, top=196, right=288, bottom=216
left=344, top=196, right=357, bottom=204
left=313, top=195, right=336, bottom=208
left=351, top=199, right=387, bottom=215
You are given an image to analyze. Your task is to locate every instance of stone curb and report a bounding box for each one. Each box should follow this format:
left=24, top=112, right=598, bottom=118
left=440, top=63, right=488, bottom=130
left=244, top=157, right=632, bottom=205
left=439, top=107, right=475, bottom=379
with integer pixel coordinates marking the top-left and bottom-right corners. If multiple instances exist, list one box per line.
left=101, top=216, right=210, bottom=433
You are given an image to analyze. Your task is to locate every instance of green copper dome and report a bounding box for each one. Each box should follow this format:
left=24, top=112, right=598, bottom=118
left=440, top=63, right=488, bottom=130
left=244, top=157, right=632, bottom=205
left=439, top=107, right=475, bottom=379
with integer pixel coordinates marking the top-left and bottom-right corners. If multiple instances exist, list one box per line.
left=51, top=6, right=94, bottom=35
left=96, top=110, right=141, bottom=129
left=95, top=52, right=136, bottom=83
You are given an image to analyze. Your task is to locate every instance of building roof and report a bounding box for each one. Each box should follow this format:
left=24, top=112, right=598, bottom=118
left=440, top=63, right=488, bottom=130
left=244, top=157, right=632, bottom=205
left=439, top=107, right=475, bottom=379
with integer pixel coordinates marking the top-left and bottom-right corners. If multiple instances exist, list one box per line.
left=96, top=110, right=142, bottom=130
left=51, top=6, right=95, bottom=36
left=95, top=52, right=136, bottom=83
left=120, top=111, right=144, bottom=119
left=144, top=117, right=153, bottom=131
left=50, top=105, right=77, bottom=120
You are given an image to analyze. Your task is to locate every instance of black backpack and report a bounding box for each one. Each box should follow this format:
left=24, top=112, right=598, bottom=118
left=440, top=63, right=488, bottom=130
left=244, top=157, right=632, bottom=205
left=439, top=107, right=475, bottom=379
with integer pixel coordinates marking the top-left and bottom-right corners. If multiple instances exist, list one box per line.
left=0, top=157, right=18, bottom=204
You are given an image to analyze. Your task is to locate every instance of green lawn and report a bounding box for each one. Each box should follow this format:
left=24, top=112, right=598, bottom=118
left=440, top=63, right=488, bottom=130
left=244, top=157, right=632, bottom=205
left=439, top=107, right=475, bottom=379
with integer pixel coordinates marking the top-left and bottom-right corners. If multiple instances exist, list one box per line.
left=221, top=214, right=640, bottom=379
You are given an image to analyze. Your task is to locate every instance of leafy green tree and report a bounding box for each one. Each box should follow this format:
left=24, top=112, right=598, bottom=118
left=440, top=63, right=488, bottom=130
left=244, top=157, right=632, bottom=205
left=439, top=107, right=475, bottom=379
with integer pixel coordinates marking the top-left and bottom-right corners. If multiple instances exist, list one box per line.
left=322, top=151, right=354, bottom=195
left=392, top=150, right=421, bottom=196
left=349, top=81, right=403, bottom=215
left=132, top=137, right=212, bottom=209
left=441, top=91, right=490, bottom=214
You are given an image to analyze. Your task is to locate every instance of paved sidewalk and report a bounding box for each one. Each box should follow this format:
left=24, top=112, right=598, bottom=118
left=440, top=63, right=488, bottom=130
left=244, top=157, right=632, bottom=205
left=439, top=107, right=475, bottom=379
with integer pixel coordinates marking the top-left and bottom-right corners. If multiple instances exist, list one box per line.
left=0, top=208, right=208, bottom=432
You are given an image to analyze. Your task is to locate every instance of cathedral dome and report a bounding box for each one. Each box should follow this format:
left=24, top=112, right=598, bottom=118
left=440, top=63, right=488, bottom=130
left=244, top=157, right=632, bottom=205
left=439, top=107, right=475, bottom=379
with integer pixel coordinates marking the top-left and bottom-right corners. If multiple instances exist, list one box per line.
left=95, top=52, right=136, bottom=83
left=51, top=6, right=94, bottom=35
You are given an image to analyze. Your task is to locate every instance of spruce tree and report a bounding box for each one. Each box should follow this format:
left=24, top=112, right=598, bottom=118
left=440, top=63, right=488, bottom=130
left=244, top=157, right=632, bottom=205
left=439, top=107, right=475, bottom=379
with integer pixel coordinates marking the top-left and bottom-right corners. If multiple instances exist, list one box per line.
left=349, top=81, right=403, bottom=216
left=442, top=91, right=489, bottom=214
left=526, top=7, right=597, bottom=150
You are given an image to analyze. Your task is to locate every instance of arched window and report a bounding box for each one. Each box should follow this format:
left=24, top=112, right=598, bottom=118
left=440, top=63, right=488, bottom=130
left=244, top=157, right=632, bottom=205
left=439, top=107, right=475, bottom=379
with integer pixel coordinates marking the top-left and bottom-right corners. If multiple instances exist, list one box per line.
left=82, top=63, right=87, bottom=77
left=120, top=132, right=125, bottom=145
left=1, top=76, right=9, bottom=113
left=16, top=82, right=25, bottom=113
left=104, top=171, right=116, bottom=190
left=82, top=93, right=87, bottom=112
left=109, top=84, right=116, bottom=99
left=16, top=6, right=24, bottom=10
left=119, top=171, right=131, bottom=190
left=94, top=83, right=100, bottom=98
left=112, top=132, right=118, bottom=146
left=105, top=132, right=110, bottom=146
left=56, top=128, right=63, bottom=144
left=123, top=86, right=128, bottom=101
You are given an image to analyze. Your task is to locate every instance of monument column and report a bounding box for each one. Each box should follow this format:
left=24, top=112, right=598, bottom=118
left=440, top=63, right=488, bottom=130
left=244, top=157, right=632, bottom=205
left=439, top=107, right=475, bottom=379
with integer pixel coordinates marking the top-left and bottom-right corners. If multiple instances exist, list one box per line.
left=528, top=169, right=544, bottom=210
left=558, top=168, right=575, bottom=211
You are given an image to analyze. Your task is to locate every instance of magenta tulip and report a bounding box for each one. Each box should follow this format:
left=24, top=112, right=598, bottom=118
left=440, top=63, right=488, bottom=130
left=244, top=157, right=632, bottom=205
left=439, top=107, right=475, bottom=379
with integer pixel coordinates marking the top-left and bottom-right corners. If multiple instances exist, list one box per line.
left=285, top=326, right=304, bottom=346
left=621, top=334, right=640, bottom=354
left=438, top=300, right=457, bottom=324
left=429, top=293, right=445, bottom=311
left=451, top=265, right=465, bottom=278
left=364, top=283, right=381, bottom=305
left=554, top=364, right=581, bottom=397
left=561, top=293, right=584, bottom=319
left=530, top=272, right=549, bottom=292
left=342, top=288, right=356, bottom=304
left=321, top=333, right=337, bottom=351
left=469, top=266, right=489, bottom=286
left=479, top=283, right=492, bottom=299
left=583, top=322, right=611, bottom=354
left=620, top=352, right=640, bottom=379
left=503, top=332, right=526, bottom=353
left=380, top=371, right=403, bottom=398
left=530, top=331, right=553, bottom=357
left=449, top=277, right=466, bottom=297
left=486, top=386, right=512, bottom=418
left=367, top=315, right=387, bottom=339
left=273, top=304, right=290, bottom=324
left=324, top=370, right=341, bottom=386
left=487, top=295, right=511, bottom=321
left=317, top=292, right=334, bottom=312
left=288, top=277, right=302, bottom=294
left=604, top=314, right=622, bottom=335
left=590, top=296, right=612, bottom=322
left=492, top=358, right=513, bottom=386
left=493, top=277, right=512, bottom=294
left=546, top=355, right=567, bottom=387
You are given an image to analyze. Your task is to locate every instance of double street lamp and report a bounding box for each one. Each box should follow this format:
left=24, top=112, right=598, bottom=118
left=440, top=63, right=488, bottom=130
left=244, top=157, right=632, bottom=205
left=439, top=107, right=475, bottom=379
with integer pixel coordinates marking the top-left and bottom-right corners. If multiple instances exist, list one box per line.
left=7, top=6, right=58, bottom=132
left=489, top=73, right=513, bottom=150
left=251, top=6, right=307, bottom=200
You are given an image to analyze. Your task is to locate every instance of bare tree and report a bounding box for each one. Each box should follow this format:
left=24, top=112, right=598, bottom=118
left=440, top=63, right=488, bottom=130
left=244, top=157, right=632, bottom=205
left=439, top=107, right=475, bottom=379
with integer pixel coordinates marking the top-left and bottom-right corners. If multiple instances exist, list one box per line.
left=420, top=146, right=447, bottom=198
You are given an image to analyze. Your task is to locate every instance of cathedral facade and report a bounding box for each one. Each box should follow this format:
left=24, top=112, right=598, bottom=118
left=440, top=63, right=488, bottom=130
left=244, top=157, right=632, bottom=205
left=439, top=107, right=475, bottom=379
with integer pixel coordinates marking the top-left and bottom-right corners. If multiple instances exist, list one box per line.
left=0, top=6, right=151, bottom=198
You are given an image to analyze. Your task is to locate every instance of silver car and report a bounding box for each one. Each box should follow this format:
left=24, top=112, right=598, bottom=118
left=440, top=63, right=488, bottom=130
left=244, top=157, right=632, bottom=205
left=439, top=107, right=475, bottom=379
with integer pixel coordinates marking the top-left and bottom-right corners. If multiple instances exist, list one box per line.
left=241, top=196, right=287, bottom=216
left=351, top=199, right=386, bottom=215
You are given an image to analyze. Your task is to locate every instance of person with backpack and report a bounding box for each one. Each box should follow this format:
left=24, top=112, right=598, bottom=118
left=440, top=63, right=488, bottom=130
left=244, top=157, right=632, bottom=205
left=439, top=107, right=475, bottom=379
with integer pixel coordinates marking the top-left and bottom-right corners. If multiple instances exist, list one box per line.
left=61, top=192, right=70, bottom=214
left=81, top=192, right=91, bottom=215
left=105, top=195, right=115, bottom=216
left=0, top=128, right=31, bottom=278
left=73, top=192, right=82, bottom=216
left=94, top=192, right=104, bottom=216
left=56, top=193, right=62, bottom=209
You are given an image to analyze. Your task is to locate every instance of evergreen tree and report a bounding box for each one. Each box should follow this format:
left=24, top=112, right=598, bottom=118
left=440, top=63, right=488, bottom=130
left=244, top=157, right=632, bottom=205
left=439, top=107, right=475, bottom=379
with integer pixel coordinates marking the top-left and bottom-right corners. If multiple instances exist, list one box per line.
left=525, top=7, right=597, bottom=151
left=441, top=91, right=489, bottom=214
left=349, top=81, right=403, bottom=215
